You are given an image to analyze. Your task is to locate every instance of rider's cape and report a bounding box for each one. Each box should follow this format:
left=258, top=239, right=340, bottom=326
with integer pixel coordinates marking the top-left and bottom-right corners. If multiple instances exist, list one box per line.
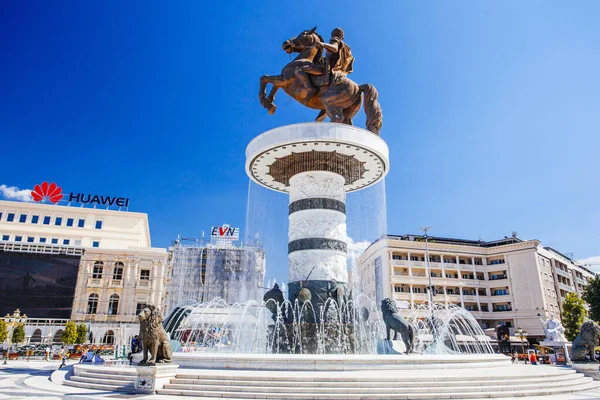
left=330, top=37, right=354, bottom=75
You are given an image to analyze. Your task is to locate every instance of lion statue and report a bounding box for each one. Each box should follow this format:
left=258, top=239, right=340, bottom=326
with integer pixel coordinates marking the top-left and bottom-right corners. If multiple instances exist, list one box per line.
left=381, top=298, right=415, bottom=354
left=137, top=304, right=173, bottom=365
left=571, top=321, right=600, bottom=362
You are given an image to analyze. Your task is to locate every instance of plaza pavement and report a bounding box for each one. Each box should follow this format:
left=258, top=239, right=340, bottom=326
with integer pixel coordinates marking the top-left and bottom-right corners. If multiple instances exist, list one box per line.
left=2, top=359, right=600, bottom=400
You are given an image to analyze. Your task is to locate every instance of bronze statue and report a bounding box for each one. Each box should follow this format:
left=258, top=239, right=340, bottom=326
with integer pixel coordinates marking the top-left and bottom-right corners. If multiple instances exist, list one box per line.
left=137, top=304, right=173, bottom=365
left=259, top=27, right=382, bottom=135
left=381, top=298, right=415, bottom=354
left=571, top=321, right=600, bottom=361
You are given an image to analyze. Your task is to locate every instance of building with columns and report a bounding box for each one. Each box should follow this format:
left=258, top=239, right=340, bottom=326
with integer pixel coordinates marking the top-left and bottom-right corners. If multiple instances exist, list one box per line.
left=0, top=199, right=167, bottom=346
left=355, top=233, right=595, bottom=340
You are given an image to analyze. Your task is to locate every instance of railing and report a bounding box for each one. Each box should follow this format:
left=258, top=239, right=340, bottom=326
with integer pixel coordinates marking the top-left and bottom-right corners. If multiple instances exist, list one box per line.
left=108, top=279, right=123, bottom=287
left=555, top=268, right=571, bottom=279
left=558, top=283, right=575, bottom=292
left=411, top=261, right=426, bottom=267
left=87, top=278, right=102, bottom=287
left=576, top=277, right=587, bottom=285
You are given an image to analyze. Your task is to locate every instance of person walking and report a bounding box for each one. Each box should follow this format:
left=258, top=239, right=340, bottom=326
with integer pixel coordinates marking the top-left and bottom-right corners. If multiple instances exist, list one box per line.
left=58, top=348, right=70, bottom=369
left=44, top=346, right=51, bottom=361
left=529, top=352, right=538, bottom=365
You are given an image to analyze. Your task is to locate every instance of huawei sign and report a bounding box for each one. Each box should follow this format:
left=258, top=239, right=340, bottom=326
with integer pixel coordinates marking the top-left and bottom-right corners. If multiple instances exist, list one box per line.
left=31, top=182, right=64, bottom=204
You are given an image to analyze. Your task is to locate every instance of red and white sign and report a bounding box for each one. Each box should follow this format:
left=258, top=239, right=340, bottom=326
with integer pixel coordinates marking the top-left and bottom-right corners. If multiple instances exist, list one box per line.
left=211, top=224, right=239, bottom=241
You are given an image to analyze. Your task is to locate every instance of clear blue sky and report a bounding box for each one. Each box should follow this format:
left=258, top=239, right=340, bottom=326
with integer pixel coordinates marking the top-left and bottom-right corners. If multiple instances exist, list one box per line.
left=1, top=1, right=599, bottom=281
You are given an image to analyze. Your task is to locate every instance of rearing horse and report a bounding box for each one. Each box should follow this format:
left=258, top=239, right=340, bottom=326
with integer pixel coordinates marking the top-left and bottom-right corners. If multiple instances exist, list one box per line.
left=259, top=28, right=382, bottom=135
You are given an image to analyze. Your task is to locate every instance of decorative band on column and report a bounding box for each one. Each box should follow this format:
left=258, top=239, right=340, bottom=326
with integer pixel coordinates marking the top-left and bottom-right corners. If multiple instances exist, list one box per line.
left=288, top=238, right=347, bottom=254
left=289, top=198, right=346, bottom=215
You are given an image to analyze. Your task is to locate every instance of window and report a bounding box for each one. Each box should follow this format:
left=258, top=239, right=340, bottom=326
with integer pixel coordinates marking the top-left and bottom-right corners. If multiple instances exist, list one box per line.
left=27, top=237, right=34, bottom=243
left=51, top=238, right=58, bottom=244
left=15, top=236, right=22, bottom=242
left=108, top=294, right=119, bottom=315
left=55, top=217, right=62, bottom=226
left=87, top=294, right=99, bottom=314
left=43, top=216, right=51, bottom=225
left=92, top=261, right=104, bottom=279
left=95, top=220, right=103, bottom=229
left=7, top=213, right=15, bottom=222
left=63, top=239, right=70, bottom=245
left=31, top=215, right=39, bottom=224
left=19, top=214, right=27, bottom=223
left=113, top=262, right=124, bottom=280
left=92, top=241, right=100, bottom=248
left=74, top=239, right=82, bottom=246
left=1, top=235, right=9, bottom=241
left=77, top=219, right=85, bottom=228
left=136, top=303, right=145, bottom=315
left=66, top=218, right=74, bottom=227
left=140, top=269, right=150, bottom=280
left=39, top=237, right=46, bottom=243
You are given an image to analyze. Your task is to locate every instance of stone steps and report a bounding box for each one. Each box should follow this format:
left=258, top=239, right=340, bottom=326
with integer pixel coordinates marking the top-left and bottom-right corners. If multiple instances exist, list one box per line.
left=168, top=373, right=578, bottom=388
left=70, top=375, right=136, bottom=387
left=161, top=376, right=594, bottom=394
left=76, top=371, right=137, bottom=381
left=157, top=380, right=600, bottom=399
left=63, top=379, right=135, bottom=392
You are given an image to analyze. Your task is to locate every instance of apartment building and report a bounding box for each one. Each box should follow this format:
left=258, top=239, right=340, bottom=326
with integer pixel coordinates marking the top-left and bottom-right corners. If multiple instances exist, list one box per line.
left=356, top=233, right=595, bottom=339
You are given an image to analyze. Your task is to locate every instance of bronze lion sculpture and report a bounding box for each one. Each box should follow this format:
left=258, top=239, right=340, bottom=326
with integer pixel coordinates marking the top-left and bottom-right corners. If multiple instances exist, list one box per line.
left=571, top=321, right=600, bottom=362
left=138, top=304, right=173, bottom=365
left=381, top=298, right=415, bottom=354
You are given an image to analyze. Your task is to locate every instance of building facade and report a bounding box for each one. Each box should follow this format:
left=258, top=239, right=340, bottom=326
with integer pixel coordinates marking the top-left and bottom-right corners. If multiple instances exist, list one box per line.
left=0, top=199, right=167, bottom=346
left=164, top=240, right=266, bottom=316
left=356, top=233, right=595, bottom=339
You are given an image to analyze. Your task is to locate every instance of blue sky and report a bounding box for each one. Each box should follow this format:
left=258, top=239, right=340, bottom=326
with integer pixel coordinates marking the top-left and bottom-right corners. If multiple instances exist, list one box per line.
left=1, top=1, right=599, bottom=280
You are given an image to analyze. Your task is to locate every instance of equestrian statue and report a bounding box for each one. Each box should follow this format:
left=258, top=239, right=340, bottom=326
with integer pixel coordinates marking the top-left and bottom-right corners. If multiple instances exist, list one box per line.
left=259, top=27, right=383, bottom=135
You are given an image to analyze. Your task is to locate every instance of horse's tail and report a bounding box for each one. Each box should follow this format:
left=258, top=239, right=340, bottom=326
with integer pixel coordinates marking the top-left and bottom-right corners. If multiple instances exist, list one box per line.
left=359, top=83, right=382, bottom=135
left=407, top=324, right=416, bottom=354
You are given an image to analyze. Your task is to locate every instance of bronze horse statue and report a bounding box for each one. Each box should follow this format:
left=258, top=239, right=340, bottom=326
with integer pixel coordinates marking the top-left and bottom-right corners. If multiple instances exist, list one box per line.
left=259, top=28, right=382, bottom=135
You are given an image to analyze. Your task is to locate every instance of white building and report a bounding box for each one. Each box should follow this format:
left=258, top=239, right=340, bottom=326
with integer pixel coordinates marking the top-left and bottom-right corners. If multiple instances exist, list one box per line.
left=356, top=233, right=595, bottom=339
left=0, top=199, right=167, bottom=347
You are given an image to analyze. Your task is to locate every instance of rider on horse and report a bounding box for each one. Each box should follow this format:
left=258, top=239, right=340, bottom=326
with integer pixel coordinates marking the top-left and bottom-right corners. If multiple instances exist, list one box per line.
left=294, top=27, right=354, bottom=105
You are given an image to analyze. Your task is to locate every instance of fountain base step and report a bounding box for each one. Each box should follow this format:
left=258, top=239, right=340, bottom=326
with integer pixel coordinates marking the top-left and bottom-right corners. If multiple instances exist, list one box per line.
left=156, top=360, right=600, bottom=399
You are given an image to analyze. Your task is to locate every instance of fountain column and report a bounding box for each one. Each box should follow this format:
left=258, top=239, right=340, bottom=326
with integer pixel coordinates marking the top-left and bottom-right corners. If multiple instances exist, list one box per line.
left=246, top=122, right=389, bottom=318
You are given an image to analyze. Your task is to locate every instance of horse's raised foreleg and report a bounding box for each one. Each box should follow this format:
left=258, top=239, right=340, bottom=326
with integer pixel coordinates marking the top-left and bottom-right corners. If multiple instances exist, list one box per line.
left=315, top=110, right=327, bottom=122
left=259, top=74, right=285, bottom=114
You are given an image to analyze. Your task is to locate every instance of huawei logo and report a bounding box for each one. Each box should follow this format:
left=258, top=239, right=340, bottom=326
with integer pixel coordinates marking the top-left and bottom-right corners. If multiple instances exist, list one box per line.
left=31, top=182, right=64, bottom=204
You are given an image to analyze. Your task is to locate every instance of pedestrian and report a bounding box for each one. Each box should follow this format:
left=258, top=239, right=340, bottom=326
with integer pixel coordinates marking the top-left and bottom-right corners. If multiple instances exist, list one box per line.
left=58, top=348, right=70, bottom=369
left=529, top=352, right=538, bottom=365
left=511, top=350, right=517, bottom=364
left=45, top=346, right=51, bottom=361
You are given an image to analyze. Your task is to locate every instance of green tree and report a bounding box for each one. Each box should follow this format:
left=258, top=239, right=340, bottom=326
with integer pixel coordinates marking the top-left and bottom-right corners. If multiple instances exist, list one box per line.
left=0, top=319, right=8, bottom=343
left=62, top=321, right=78, bottom=345
left=583, top=276, right=600, bottom=322
left=11, top=323, right=25, bottom=344
left=76, top=323, right=88, bottom=345
left=562, top=293, right=587, bottom=341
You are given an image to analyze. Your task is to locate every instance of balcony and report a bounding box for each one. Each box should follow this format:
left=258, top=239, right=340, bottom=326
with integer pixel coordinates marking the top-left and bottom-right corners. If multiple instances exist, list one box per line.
left=87, top=278, right=103, bottom=288
left=555, top=268, right=571, bottom=279
left=446, top=294, right=461, bottom=303
left=429, top=261, right=443, bottom=268
left=411, top=293, right=428, bottom=301
left=108, top=279, right=123, bottom=288
left=463, top=295, right=478, bottom=302
left=392, top=259, right=408, bottom=266
left=558, top=283, right=575, bottom=292
left=411, top=261, right=426, bottom=267
left=138, top=280, right=150, bottom=288
left=576, top=277, right=587, bottom=285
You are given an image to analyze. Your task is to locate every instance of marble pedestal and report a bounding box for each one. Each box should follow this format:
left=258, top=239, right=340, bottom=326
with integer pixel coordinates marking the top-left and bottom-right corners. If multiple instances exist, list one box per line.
left=135, top=364, right=179, bottom=394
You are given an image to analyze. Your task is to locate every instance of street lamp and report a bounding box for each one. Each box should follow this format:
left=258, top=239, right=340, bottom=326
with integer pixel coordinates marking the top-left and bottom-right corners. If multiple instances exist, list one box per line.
left=421, top=227, right=434, bottom=322
left=2, top=309, right=27, bottom=365
left=515, top=327, right=528, bottom=358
